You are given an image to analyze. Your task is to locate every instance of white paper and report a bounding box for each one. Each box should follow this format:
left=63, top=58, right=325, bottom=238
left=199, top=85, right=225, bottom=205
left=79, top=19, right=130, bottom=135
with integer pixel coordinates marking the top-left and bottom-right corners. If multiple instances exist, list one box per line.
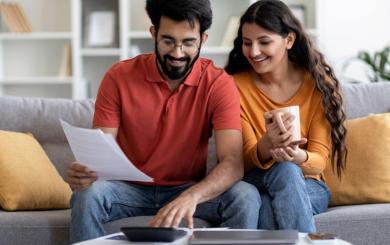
left=60, top=120, right=153, bottom=182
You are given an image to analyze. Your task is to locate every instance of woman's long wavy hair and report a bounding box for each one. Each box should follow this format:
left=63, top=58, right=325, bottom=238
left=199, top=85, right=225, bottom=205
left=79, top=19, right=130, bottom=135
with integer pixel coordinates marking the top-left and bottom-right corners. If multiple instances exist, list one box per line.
left=225, top=0, right=347, bottom=178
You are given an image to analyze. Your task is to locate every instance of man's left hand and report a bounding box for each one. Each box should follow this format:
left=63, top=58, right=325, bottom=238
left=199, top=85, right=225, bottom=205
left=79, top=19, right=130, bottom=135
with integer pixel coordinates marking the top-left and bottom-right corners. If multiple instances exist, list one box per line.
left=148, top=192, right=199, bottom=228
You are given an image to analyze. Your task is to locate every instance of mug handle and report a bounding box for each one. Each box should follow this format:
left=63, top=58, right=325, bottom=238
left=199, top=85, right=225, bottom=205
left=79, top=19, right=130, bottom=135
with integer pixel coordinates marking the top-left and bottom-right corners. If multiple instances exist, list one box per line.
left=274, top=112, right=287, bottom=133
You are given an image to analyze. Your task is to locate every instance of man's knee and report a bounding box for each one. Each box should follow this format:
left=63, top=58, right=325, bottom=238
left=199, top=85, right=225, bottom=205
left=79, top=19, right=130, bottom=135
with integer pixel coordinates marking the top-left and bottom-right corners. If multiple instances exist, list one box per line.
left=223, top=181, right=261, bottom=209
left=71, top=181, right=111, bottom=209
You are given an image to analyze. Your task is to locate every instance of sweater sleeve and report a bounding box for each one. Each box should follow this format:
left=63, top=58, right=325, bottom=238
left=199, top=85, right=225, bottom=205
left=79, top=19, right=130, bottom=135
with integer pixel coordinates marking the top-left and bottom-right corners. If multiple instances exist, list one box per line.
left=241, top=111, right=274, bottom=171
left=299, top=102, right=331, bottom=176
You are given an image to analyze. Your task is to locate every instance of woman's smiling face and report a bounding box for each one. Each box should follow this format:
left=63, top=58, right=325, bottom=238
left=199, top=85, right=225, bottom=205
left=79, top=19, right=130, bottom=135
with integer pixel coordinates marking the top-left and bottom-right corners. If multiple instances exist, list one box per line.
left=241, top=22, right=294, bottom=74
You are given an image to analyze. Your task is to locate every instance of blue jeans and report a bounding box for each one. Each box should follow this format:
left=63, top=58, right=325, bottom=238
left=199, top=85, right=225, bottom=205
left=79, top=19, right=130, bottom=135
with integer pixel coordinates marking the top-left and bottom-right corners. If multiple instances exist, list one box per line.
left=243, top=162, right=331, bottom=233
left=70, top=180, right=260, bottom=243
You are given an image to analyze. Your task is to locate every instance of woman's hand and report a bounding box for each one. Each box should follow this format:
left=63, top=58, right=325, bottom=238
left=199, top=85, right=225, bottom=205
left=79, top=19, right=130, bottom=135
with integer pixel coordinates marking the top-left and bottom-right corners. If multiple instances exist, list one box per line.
left=269, top=138, right=308, bottom=164
left=263, top=112, right=296, bottom=148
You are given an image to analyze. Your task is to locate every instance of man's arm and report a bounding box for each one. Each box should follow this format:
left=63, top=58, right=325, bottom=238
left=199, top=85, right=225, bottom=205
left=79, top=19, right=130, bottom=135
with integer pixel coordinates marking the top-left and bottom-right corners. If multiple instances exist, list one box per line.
left=66, top=127, right=118, bottom=190
left=98, top=127, right=118, bottom=139
left=185, top=129, right=244, bottom=202
left=149, top=129, right=244, bottom=228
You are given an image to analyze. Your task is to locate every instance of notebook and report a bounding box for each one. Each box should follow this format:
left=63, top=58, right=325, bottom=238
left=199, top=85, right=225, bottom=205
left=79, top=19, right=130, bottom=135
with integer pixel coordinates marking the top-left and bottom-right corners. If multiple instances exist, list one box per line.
left=190, top=229, right=298, bottom=244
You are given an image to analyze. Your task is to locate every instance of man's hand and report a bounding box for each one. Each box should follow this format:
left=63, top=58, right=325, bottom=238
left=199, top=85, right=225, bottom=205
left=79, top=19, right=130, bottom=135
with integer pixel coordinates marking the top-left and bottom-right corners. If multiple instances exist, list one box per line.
left=149, top=192, right=199, bottom=228
left=66, top=162, right=97, bottom=190
left=148, top=129, right=243, bottom=229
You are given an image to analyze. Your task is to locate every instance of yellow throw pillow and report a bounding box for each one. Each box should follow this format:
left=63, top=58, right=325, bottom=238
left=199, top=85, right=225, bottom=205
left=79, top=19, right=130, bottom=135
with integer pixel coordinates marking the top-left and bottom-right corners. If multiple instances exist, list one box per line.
left=324, top=113, right=390, bottom=206
left=0, top=130, right=72, bottom=211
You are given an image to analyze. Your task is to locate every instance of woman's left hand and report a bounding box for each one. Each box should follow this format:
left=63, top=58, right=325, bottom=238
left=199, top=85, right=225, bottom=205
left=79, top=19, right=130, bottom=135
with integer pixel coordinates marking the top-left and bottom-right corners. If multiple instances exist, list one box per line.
left=270, top=140, right=308, bottom=164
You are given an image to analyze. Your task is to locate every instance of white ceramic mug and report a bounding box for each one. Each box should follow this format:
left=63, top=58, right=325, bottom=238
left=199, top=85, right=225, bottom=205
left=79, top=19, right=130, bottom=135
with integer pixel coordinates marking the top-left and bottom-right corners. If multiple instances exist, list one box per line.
left=265, top=105, right=301, bottom=144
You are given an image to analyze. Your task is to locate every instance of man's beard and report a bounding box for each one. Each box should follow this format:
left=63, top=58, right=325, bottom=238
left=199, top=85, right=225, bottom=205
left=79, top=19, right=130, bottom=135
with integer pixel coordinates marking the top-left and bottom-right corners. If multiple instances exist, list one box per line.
left=155, top=45, right=200, bottom=80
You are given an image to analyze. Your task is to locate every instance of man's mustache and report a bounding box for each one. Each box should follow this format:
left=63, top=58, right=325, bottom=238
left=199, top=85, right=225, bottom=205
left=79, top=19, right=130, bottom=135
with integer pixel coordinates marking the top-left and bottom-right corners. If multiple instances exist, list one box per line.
left=164, top=55, right=189, bottom=62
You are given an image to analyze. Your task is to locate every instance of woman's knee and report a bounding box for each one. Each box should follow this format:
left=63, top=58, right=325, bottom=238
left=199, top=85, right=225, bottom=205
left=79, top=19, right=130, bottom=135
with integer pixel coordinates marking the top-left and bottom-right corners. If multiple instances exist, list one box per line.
left=265, top=162, right=306, bottom=190
left=272, top=162, right=303, bottom=179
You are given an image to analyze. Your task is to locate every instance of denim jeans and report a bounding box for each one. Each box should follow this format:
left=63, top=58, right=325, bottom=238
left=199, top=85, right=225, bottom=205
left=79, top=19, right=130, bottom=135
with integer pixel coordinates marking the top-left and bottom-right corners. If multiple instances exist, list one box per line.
left=70, top=180, right=260, bottom=243
left=243, top=162, right=331, bottom=233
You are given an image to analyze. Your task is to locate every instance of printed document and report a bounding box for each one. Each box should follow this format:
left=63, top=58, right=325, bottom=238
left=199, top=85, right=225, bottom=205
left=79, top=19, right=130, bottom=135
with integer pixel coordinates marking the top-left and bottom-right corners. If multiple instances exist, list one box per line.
left=60, top=120, right=153, bottom=182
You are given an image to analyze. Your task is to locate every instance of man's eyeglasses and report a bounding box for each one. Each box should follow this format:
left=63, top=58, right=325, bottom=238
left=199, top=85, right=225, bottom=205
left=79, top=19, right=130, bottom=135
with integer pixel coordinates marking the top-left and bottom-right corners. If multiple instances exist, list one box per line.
left=157, top=38, right=199, bottom=55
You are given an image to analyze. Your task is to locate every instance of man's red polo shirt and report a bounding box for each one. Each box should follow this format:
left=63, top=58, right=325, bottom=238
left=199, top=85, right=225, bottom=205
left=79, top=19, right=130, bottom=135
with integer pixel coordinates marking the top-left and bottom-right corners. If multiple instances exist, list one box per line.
left=93, top=53, right=241, bottom=186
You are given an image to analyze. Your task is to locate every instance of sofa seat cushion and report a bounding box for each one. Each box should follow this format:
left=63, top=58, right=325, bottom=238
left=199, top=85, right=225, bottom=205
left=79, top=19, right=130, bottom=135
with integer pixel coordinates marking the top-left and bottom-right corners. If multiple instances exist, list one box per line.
left=315, top=204, right=390, bottom=245
left=0, top=209, right=70, bottom=245
left=0, top=209, right=70, bottom=227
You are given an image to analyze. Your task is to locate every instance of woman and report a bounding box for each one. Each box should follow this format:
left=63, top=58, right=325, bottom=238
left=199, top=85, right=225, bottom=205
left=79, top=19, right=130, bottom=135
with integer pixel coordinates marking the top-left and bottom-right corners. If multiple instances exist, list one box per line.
left=225, top=0, right=347, bottom=232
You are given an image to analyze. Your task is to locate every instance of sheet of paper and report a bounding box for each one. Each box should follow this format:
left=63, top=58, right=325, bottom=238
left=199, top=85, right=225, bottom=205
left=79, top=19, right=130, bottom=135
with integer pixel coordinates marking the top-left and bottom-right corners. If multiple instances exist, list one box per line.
left=60, top=120, right=153, bottom=182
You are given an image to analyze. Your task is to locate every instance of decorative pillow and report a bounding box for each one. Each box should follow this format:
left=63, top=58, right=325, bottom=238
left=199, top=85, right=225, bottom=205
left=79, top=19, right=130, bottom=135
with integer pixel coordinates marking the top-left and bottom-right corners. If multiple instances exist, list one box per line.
left=324, top=113, right=390, bottom=206
left=0, top=130, right=72, bottom=211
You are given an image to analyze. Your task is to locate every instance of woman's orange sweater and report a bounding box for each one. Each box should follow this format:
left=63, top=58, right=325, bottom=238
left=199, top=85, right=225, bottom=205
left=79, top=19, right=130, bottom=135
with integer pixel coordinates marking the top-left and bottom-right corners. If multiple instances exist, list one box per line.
left=234, top=71, right=331, bottom=180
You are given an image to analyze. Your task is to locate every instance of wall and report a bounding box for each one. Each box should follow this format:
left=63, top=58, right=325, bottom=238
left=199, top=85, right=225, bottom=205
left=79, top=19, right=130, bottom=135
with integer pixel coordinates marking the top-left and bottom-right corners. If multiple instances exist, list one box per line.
left=316, top=0, right=390, bottom=83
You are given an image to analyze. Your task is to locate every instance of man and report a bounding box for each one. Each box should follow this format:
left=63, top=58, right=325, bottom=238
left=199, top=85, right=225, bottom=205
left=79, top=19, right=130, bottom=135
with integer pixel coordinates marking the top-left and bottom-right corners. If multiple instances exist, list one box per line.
left=67, top=0, right=261, bottom=242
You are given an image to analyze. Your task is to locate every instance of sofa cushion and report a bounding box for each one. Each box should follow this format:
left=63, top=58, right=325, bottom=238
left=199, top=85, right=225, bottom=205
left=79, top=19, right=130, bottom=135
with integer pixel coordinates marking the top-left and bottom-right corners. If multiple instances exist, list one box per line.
left=323, top=113, right=390, bottom=206
left=315, top=204, right=390, bottom=245
left=0, top=209, right=70, bottom=245
left=0, top=130, right=72, bottom=211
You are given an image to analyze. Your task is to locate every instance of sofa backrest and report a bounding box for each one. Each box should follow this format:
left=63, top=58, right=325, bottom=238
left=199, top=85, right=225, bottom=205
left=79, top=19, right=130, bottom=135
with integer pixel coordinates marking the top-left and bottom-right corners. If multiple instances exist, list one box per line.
left=342, top=82, right=390, bottom=119
left=0, top=82, right=389, bottom=179
left=0, top=96, right=94, bottom=178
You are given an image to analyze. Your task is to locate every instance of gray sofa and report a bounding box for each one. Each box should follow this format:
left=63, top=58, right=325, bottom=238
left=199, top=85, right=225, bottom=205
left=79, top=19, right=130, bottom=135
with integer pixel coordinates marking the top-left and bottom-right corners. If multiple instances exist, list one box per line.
left=0, top=82, right=390, bottom=245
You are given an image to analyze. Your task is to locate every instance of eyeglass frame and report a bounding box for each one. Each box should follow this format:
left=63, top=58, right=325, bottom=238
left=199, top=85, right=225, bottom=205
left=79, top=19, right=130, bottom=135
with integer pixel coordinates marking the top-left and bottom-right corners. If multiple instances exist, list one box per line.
left=157, top=36, right=200, bottom=55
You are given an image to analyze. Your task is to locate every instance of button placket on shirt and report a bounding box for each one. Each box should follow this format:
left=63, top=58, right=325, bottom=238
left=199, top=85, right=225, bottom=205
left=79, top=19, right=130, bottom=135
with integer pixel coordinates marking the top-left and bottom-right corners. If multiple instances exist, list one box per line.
left=164, top=95, right=176, bottom=115
left=164, top=84, right=183, bottom=115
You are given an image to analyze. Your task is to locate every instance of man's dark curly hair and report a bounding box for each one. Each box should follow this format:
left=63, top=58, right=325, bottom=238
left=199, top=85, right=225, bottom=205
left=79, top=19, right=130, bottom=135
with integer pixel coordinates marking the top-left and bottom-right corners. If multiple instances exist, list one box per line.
left=146, top=0, right=212, bottom=34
